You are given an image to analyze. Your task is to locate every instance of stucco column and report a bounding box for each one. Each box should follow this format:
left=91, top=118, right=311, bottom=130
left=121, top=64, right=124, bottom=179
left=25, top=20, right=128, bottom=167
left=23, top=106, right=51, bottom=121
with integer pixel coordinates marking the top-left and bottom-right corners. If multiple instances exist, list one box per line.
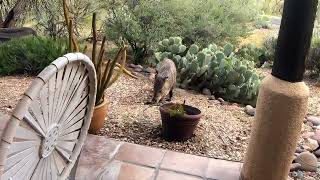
left=241, top=0, right=318, bottom=179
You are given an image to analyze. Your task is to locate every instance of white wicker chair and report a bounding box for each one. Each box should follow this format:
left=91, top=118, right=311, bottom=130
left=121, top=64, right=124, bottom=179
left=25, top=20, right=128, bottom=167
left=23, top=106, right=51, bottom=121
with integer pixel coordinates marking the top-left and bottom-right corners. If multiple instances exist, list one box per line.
left=0, top=53, right=97, bottom=180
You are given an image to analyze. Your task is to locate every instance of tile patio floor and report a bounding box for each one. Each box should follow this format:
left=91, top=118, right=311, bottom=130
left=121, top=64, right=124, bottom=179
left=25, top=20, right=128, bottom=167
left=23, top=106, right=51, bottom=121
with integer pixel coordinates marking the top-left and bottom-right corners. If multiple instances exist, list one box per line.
left=0, top=113, right=242, bottom=180
left=76, top=135, right=242, bottom=180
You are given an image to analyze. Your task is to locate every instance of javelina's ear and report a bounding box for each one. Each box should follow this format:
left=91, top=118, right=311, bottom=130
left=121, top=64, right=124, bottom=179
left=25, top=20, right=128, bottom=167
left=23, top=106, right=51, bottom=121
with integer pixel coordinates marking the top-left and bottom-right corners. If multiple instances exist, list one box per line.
left=155, top=69, right=158, bottom=74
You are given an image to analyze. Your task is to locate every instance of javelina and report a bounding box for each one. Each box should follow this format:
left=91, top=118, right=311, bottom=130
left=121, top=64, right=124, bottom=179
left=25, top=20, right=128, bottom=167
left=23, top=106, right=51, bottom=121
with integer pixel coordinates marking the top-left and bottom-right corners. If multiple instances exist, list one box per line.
left=152, top=58, right=177, bottom=103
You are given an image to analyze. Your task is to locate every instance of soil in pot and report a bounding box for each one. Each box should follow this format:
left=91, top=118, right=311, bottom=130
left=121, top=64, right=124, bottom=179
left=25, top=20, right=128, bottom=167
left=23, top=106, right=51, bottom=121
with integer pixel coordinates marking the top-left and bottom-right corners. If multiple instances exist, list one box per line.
left=160, top=103, right=202, bottom=141
left=89, top=99, right=109, bottom=134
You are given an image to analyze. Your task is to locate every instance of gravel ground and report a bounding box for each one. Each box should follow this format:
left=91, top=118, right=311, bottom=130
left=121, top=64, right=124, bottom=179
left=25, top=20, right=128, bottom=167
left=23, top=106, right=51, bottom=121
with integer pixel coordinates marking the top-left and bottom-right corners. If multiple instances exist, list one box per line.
left=101, top=72, right=252, bottom=161
left=1, top=70, right=320, bottom=179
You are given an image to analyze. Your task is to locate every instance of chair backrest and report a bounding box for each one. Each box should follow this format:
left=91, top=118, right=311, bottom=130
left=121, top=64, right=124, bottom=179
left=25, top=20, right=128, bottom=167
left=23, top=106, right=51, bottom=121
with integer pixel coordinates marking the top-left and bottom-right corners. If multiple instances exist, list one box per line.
left=0, top=53, right=97, bottom=180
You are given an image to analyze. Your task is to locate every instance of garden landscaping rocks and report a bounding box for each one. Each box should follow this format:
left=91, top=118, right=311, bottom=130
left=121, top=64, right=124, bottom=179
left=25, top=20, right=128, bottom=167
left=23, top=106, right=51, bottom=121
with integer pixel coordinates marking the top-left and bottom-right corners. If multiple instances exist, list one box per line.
left=244, top=105, right=255, bottom=116
left=295, top=152, right=318, bottom=172
left=303, top=132, right=315, bottom=138
left=143, top=67, right=156, bottom=74
left=310, top=130, right=320, bottom=144
left=217, top=98, right=225, bottom=104
left=290, top=163, right=302, bottom=171
left=296, top=147, right=306, bottom=153
left=208, top=95, right=215, bottom=100
left=134, top=67, right=143, bottom=72
left=307, top=116, right=320, bottom=126
left=313, top=149, right=320, bottom=157
left=129, top=64, right=136, bottom=68
left=303, top=138, right=319, bottom=151
left=202, top=88, right=211, bottom=96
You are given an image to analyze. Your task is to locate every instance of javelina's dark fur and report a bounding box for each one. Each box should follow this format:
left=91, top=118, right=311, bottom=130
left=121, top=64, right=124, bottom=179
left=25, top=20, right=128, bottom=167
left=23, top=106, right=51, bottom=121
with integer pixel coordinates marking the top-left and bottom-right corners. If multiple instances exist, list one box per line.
left=152, top=58, right=177, bottom=103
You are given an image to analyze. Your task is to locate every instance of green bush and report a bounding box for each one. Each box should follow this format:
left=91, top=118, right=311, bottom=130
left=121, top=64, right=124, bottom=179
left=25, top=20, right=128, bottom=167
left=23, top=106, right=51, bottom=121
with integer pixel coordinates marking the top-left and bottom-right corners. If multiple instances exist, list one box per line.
left=156, top=37, right=261, bottom=106
left=254, top=15, right=271, bottom=29
left=104, top=0, right=256, bottom=65
left=0, top=36, right=68, bottom=75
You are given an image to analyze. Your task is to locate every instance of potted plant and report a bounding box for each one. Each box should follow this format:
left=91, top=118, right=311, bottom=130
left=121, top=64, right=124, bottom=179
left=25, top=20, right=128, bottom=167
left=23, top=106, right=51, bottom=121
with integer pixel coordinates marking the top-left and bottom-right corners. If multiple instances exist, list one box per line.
left=63, top=1, right=137, bottom=134
left=160, top=102, right=202, bottom=141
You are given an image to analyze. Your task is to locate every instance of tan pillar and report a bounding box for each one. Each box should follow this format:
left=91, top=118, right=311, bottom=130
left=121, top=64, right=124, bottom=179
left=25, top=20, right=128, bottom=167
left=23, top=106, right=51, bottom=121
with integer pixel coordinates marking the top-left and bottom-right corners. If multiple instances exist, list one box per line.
left=241, top=75, right=309, bottom=180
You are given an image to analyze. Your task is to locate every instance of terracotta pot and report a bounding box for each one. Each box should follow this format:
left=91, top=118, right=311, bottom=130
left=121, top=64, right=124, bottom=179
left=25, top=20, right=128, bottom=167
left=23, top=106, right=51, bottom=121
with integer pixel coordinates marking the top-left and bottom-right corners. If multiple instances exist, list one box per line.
left=89, top=98, right=109, bottom=134
left=160, top=103, right=202, bottom=141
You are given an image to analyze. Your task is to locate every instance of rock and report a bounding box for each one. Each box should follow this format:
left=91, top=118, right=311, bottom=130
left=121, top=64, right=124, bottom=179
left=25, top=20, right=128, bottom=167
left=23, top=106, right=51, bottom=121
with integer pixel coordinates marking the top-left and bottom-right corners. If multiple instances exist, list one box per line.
left=128, top=63, right=136, bottom=68
left=202, top=88, right=211, bottom=96
left=304, top=177, right=316, bottom=180
left=290, top=163, right=301, bottom=171
left=244, top=105, right=255, bottom=116
left=208, top=95, right=215, bottom=100
left=134, top=67, right=143, bottom=72
left=306, top=121, right=314, bottom=127
left=310, top=130, right=320, bottom=144
left=303, top=138, right=319, bottom=151
left=217, top=98, right=224, bottom=103
left=136, top=65, right=143, bottom=69
left=313, top=149, right=320, bottom=157
left=295, top=152, right=318, bottom=172
left=143, top=67, right=156, bottom=74
left=295, top=147, right=306, bottom=153
left=307, top=116, right=320, bottom=126
left=148, top=73, right=155, bottom=80
left=302, top=132, right=315, bottom=138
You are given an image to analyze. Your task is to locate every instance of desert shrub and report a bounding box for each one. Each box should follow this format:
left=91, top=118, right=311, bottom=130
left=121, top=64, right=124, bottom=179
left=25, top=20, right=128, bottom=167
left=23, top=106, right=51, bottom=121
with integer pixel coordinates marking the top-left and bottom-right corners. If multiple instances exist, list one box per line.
left=156, top=37, right=261, bottom=106
left=104, top=0, right=256, bottom=65
left=31, top=0, right=100, bottom=37
left=0, top=36, right=68, bottom=75
left=254, top=15, right=271, bottom=29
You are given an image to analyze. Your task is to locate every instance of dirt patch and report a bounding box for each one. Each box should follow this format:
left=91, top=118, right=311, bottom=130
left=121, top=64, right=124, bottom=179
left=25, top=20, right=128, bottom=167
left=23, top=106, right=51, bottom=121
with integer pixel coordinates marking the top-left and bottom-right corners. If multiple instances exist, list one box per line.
left=0, top=75, right=33, bottom=114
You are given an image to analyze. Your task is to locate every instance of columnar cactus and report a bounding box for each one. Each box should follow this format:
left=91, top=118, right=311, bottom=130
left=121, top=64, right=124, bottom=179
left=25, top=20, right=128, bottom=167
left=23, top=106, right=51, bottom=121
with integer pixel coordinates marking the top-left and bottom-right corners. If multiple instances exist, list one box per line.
left=156, top=37, right=261, bottom=106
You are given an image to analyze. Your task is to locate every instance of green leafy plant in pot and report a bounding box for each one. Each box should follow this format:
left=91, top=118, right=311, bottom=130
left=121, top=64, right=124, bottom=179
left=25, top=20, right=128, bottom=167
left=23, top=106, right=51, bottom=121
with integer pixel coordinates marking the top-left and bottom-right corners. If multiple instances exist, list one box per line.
left=63, top=1, right=137, bottom=134
left=160, top=102, right=202, bottom=141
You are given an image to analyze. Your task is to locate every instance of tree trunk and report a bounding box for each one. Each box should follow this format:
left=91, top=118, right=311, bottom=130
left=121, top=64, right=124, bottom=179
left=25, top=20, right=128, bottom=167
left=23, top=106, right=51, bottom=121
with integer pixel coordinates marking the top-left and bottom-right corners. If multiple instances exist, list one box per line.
left=1, top=0, right=29, bottom=28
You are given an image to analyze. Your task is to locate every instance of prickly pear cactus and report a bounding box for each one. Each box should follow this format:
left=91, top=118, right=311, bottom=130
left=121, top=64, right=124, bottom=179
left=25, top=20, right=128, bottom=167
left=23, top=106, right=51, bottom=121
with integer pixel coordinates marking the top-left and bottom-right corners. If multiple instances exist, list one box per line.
left=156, top=37, right=261, bottom=106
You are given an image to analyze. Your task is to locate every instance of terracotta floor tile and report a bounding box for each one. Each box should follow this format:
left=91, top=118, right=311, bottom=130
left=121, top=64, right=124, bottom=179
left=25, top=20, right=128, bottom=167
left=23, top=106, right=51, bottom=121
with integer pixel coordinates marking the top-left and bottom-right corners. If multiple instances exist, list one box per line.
left=117, top=162, right=155, bottom=180
left=206, top=159, right=242, bottom=180
left=156, top=170, right=202, bottom=180
left=115, top=142, right=166, bottom=167
left=76, top=135, right=122, bottom=179
left=160, top=151, right=209, bottom=177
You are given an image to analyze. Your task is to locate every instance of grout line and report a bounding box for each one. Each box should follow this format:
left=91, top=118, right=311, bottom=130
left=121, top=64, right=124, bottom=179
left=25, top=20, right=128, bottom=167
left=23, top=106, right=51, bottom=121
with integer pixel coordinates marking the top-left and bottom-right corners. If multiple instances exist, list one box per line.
left=158, top=167, right=204, bottom=179
left=151, top=150, right=167, bottom=180
left=93, top=141, right=124, bottom=179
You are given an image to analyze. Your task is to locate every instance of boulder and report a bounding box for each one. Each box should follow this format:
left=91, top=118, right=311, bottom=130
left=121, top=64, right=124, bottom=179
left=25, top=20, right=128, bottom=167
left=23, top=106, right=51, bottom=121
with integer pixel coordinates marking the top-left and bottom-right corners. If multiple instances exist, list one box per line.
left=295, top=152, right=318, bottom=172
left=0, top=27, right=37, bottom=42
